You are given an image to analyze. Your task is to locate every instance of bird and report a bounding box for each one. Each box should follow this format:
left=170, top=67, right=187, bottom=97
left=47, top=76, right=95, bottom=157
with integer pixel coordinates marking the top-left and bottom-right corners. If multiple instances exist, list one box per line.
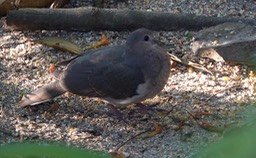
left=19, top=28, right=170, bottom=108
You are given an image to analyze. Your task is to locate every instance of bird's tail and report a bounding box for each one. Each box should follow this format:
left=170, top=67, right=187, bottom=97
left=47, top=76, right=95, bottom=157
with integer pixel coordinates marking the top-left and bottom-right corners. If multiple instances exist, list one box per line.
left=19, top=80, right=66, bottom=108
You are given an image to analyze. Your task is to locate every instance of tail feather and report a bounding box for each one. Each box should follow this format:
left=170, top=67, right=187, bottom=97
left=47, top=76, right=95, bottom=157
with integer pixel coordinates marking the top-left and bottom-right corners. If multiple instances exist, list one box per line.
left=19, top=81, right=66, bottom=108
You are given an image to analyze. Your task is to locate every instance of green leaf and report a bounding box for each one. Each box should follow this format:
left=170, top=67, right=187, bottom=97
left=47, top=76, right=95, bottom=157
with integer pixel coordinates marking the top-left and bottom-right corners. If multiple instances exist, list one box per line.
left=0, top=143, right=111, bottom=158
left=193, top=107, right=256, bottom=158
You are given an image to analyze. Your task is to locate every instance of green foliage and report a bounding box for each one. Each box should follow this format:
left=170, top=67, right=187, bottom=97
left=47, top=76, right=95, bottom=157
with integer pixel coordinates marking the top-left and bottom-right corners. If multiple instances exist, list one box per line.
left=0, top=143, right=111, bottom=158
left=185, top=32, right=193, bottom=41
left=194, top=107, right=256, bottom=158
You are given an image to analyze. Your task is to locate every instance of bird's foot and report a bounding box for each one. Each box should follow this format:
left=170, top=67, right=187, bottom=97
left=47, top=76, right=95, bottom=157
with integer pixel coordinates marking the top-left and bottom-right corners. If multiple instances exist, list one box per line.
left=128, top=102, right=167, bottom=116
left=135, top=102, right=159, bottom=111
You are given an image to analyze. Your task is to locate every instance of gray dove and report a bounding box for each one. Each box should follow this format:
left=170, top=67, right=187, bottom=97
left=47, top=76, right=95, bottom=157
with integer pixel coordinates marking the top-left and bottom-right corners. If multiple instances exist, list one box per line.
left=19, top=28, right=170, bottom=108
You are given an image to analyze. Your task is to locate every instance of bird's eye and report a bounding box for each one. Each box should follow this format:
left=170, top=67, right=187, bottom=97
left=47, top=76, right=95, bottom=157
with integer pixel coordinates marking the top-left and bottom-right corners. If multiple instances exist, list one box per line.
left=143, top=35, right=150, bottom=41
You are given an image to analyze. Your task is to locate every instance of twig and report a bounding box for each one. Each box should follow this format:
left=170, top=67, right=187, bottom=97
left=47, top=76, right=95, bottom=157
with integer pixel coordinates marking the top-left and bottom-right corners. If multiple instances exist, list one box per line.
left=169, top=53, right=213, bottom=75
left=114, top=129, right=151, bottom=152
left=205, top=84, right=241, bottom=101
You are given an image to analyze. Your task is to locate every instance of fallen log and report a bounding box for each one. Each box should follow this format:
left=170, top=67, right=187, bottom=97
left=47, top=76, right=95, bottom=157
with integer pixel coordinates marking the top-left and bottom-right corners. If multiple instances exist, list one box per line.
left=0, top=0, right=69, bottom=16
left=3, top=7, right=256, bottom=31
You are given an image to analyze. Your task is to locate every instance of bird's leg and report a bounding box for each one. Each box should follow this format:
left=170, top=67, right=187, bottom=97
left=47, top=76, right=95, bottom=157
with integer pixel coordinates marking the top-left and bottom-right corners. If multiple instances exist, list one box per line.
left=128, top=102, right=168, bottom=116
left=132, top=102, right=161, bottom=114
left=106, top=104, right=128, bottom=124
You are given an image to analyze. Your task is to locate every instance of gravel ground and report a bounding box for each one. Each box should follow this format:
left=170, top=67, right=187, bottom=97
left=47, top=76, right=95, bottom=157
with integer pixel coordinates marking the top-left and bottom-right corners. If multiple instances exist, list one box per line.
left=1, top=0, right=256, bottom=157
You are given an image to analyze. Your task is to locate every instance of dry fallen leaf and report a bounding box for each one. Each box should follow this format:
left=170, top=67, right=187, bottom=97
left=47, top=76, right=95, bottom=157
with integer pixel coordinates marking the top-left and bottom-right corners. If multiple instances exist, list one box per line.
left=46, top=102, right=60, bottom=113
left=34, top=34, right=110, bottom=56
left=143, top=124, right=163, bottom=139
left=188, top=66, right=194, bottom=73
left=84, top=34, right=110, bottom=50
left=249, top=71, right=255, bottom=77
left=110, top=151, right=126, bottom=158
left=188, top=111, right=225, bottom=133
left=34, top=37, right=83, bottom=55
left=198, top=122, right=225, bottom=133
left=48, top=63, right=56, bottom=73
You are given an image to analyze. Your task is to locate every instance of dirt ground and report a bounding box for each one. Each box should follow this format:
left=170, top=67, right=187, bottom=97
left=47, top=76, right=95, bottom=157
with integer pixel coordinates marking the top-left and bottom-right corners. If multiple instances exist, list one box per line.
left=1, top=0, right=256, bottom=157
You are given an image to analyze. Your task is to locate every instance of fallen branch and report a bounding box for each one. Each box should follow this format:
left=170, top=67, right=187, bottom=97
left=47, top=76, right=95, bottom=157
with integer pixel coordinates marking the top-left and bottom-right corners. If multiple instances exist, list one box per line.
left=3, top=7, right=256, bottom=31
left=169, top=53, right=213, bottom=75
left=0, top=0, right=69, bottom=16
